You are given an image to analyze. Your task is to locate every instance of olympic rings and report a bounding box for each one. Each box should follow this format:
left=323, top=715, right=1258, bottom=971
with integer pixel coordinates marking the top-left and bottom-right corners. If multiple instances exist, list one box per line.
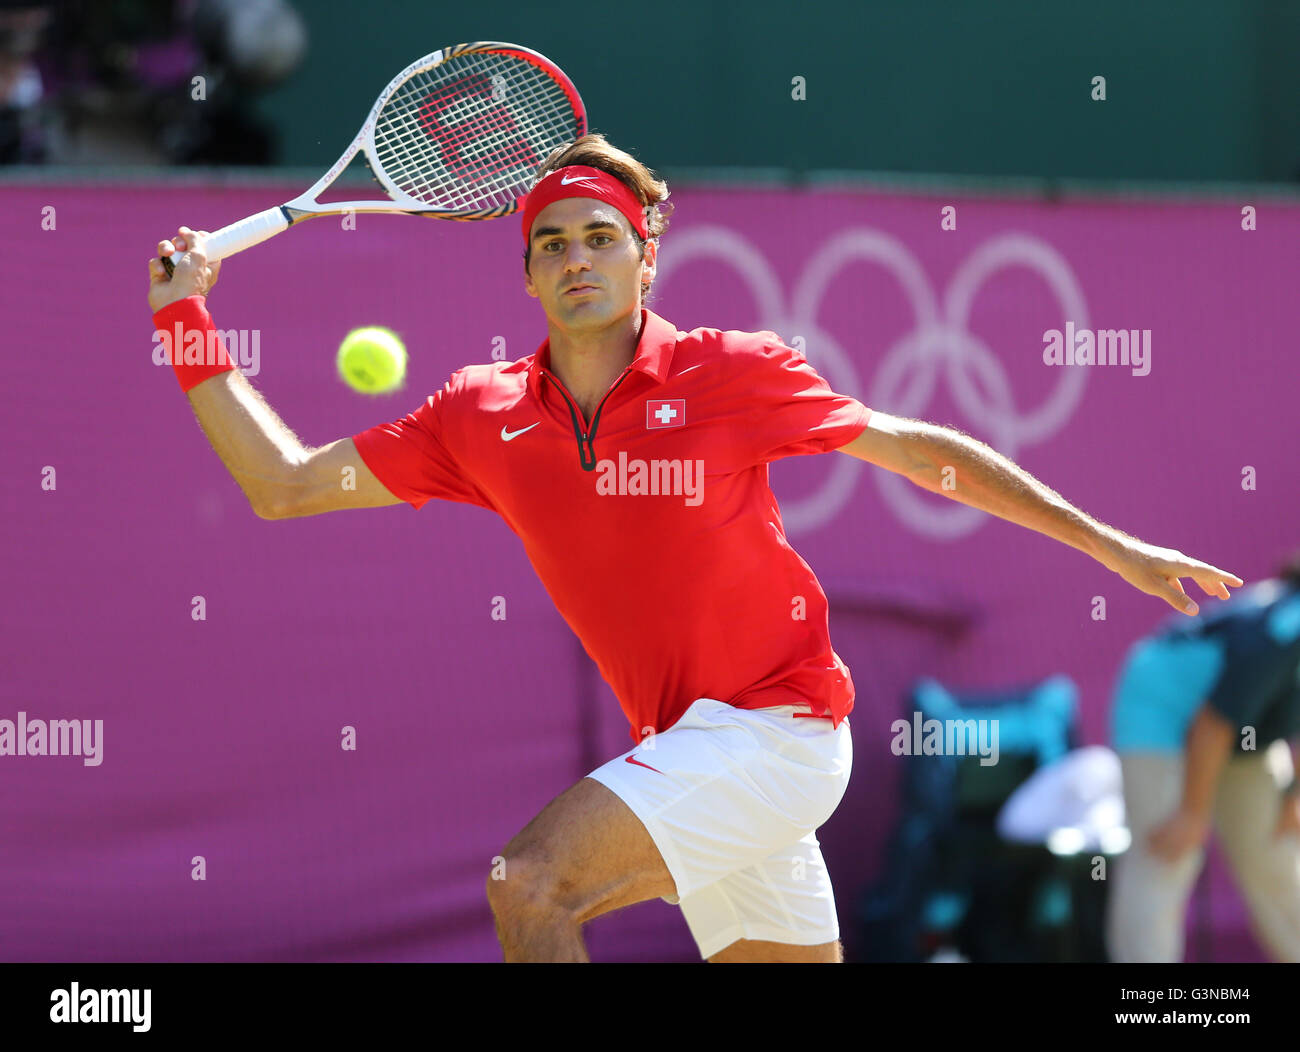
left=655, top=226, right=1090, bottom=538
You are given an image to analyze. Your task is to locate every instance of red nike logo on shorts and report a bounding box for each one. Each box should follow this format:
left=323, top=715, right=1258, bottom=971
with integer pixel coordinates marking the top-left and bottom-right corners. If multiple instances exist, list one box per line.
left=625, top=754, right=663, bottom=774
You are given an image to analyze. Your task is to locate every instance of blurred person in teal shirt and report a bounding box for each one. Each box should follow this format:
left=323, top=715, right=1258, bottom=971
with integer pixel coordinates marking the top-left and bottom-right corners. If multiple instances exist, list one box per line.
left=1107, top=551, right=1300, bottom=962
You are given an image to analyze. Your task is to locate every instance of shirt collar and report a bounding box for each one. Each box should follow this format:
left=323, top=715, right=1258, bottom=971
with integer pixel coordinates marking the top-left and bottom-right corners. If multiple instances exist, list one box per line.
left=526, top=308, right=678, bottom=401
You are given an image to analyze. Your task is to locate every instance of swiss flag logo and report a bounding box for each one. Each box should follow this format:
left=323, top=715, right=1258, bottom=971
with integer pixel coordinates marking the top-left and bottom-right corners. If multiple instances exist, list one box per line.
left=646, top=399, right=685, bottom=429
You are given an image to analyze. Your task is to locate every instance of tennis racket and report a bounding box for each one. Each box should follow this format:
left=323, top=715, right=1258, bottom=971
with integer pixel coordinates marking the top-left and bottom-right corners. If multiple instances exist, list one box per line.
left=161, top=41, right=586, bottom=275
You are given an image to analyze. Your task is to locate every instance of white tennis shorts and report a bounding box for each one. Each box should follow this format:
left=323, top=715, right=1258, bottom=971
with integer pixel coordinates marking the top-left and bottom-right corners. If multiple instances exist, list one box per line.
left=586, top=696, right=853, bottom=959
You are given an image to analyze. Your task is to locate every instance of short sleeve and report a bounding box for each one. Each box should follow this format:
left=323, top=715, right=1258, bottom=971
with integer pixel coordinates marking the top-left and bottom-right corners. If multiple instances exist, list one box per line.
left=351, top=375, right=496, bottom=512
left=1205, top=605, right=1300, bottom=731
left=735, top=333, right=872, bottom=465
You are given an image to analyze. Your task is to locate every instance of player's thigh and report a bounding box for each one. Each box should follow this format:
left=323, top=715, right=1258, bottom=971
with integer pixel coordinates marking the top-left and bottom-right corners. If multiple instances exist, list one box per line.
left=494, top=776, right=676, bottom=924
left=708, top=939, right=842, bottom=963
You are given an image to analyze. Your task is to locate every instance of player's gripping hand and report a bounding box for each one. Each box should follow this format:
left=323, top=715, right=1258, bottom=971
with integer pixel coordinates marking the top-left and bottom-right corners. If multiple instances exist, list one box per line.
left=148, top=226, right=222, bottom=312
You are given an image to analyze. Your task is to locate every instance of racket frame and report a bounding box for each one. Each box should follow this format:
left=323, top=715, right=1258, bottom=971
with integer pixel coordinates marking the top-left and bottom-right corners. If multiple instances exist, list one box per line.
left=161, top=42, right=586, bottom=274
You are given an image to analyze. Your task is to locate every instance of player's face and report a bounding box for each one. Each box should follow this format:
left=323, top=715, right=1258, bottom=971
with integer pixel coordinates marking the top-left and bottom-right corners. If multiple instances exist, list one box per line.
left=524, top=198, right=656, bottom=328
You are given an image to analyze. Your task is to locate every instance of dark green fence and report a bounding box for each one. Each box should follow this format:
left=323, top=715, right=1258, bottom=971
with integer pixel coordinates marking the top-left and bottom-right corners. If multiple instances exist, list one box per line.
left=250, top=0, right=1300, bottom=183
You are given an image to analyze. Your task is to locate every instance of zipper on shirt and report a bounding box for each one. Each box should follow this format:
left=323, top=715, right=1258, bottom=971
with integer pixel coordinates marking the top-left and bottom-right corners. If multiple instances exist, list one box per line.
left=541, top=366, right=634, bottom=471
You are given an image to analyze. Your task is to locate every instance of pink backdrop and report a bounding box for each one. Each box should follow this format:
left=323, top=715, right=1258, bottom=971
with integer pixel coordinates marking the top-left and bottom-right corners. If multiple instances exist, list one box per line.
left=1, top=179, right=1296, bottom=960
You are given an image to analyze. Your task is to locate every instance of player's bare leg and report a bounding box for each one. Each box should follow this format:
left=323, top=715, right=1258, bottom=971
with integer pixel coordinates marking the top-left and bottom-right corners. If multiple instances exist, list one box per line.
left=486, top=777, right=677, bottom=962
left=708, top=938, right=843, bottom=963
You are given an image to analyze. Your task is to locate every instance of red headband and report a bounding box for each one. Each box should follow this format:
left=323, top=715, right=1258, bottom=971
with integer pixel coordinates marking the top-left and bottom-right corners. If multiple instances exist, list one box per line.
left=521, top=165, right=649, bottom=244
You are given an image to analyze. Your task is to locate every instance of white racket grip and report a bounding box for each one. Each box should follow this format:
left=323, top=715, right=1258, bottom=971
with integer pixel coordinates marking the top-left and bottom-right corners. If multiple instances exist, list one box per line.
left=165, top=207, right=290, bottom=269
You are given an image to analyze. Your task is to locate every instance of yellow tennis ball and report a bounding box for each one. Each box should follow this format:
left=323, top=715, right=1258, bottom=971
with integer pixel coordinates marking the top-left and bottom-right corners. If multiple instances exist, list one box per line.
left=336, top=326, right=407, bottom=394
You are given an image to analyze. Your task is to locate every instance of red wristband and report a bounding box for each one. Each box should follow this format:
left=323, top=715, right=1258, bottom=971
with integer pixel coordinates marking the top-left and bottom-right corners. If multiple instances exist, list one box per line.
left=152, top=295, right=237, bottom=393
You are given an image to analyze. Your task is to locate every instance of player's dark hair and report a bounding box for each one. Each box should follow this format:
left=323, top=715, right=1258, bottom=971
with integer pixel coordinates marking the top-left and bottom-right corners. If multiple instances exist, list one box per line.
left=522, top=133, right=673, bottom=305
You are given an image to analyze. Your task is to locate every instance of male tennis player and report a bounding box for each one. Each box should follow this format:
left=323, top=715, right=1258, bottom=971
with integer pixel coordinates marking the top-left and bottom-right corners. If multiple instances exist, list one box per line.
left=148, top=133, right=1242, bottom=963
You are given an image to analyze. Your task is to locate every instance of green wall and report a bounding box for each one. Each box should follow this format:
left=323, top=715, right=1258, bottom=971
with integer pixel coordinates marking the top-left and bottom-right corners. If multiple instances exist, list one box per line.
left=252, top=0, right=1300, bottom=183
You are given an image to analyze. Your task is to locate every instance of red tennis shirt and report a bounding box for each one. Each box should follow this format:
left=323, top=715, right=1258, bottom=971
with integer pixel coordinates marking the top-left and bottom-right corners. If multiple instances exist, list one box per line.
left=352, top=309, right=872, bottom=743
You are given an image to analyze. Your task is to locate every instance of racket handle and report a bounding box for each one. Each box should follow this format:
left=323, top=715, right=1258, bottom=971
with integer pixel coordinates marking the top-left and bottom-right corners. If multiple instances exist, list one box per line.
left=161, top=207, right=292, bottom=276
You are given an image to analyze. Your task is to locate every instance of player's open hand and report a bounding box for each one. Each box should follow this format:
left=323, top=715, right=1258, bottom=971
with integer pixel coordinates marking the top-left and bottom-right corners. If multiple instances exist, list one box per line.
left=148, top=227, right=222, bottom=313
left=1099, top=537, right=1243, bottom=615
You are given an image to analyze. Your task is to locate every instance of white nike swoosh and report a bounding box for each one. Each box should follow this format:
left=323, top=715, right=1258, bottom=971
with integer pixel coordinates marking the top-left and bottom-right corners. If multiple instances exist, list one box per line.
left=501, top=422, right=541, bottom=442
left=560, top=174, right=598, bottom=186
left=676, top=363, right=704, bottom=376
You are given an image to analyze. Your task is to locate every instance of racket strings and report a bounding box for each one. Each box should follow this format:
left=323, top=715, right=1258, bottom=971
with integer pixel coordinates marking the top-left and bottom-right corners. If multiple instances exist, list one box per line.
left=402, top=57, right=572, bottom=206
left=372, top=51, right=581, bottom=211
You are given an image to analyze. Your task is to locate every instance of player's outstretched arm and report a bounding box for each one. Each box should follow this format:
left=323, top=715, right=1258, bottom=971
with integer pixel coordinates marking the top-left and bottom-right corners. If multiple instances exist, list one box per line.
left=839, top=411, right=1243, bottom=615
left=148, top=226, right=400, bottom=519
